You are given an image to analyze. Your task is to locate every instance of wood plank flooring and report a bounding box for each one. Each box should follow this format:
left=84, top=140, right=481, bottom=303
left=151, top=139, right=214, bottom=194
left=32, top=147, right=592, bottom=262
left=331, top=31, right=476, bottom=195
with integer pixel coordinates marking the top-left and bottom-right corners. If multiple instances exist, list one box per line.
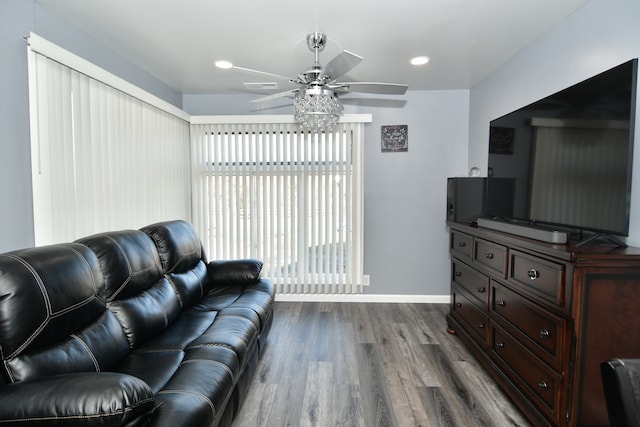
left=232, top=302, right=532, bottom=427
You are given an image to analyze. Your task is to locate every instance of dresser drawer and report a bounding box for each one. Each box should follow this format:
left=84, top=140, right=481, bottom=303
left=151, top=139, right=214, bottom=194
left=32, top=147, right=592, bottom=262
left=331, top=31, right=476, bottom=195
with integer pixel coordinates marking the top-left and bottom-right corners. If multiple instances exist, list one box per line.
left=452, top=259, right=489, bottom=308
left=451, top=230, right=473, bottom=259
left=491, top=324, right=564, bottom=425
left=509, top=250, right=566, bottom=308
left=474, top=238, right=508, bottom=277
left=492, top=281, right=567, bottom=371
left=452, top=285, right=489, bottom=347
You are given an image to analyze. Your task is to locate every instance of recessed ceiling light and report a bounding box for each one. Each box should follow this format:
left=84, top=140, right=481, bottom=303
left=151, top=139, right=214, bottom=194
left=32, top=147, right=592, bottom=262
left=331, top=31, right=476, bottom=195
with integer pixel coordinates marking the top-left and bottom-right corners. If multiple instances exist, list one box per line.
left=410, top=56, right=430, bottom=66
left=215, top=60, right=233, bottom=69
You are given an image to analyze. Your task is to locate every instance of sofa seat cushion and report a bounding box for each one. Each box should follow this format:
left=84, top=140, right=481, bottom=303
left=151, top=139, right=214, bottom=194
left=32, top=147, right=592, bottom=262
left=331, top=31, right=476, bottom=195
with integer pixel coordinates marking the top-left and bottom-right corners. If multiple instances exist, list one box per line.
left=116, top=345, right=240, bottom=396
left=193, top=280, right=274, bottom=334
left=145, top=349, right=236, bottom=427
left=149, top=392, right=224, bottom=427
left=158, top=358, right=234, bottom=418
left=134, top=311, right=217, bottom=353
left=116, top=350, right=184, bottom=394
left=0, top=372, right=154, bottom=426
left=188, top=311, right=258, bottom=370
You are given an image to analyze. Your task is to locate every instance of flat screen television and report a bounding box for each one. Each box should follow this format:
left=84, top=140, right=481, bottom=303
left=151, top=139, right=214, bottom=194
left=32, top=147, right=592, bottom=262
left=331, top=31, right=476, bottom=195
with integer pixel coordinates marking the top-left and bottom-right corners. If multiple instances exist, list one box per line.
left=484, top=58, right=638, bottom=240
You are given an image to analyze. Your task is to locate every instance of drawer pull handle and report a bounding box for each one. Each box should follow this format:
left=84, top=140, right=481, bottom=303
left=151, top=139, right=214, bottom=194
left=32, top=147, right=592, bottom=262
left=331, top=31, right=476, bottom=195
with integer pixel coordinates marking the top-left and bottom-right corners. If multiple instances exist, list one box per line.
left=455, top=303, right=462, bottom=308
left=528, top=268, right=539, bottom=280
left=539, top=329, right=550, bottom=339
left=496, top=300, right=506, bottom=307
left=537, top=381, right=549, bottom=391
left=495, top=341, right=505, bottom=350
left=485, top=253, right=494, bottom=259
left=477, top=323, right=485, bottom=329
left=458, top=242, right=466, bottom=247
left=455, top=271, right=462, bottom=277
left=477, top=287, right=486, bottom=293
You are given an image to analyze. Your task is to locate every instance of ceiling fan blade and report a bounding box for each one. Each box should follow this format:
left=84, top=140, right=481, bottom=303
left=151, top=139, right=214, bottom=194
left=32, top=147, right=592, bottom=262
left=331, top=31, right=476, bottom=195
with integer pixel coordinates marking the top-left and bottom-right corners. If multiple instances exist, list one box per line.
left=322, top=51, right=363, bottom=81
left=250, top=89, right=298, bottom=103
left=231, top=65, right=301, bottom=85
left=332, top=82, right=409, bottom=95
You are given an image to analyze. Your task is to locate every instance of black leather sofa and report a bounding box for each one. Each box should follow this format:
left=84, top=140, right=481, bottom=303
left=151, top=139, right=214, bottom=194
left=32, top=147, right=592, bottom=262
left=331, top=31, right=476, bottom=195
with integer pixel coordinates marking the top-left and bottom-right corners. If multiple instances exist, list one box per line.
left=0, top=220, right=275, bottom=427
left=601, top=358, right=640, bottom=427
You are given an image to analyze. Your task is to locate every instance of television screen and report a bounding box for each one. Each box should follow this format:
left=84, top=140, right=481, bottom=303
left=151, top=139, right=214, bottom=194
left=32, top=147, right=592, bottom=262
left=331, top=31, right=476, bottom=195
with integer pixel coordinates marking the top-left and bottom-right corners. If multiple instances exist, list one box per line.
left=485, top=59, right=638, bottom=237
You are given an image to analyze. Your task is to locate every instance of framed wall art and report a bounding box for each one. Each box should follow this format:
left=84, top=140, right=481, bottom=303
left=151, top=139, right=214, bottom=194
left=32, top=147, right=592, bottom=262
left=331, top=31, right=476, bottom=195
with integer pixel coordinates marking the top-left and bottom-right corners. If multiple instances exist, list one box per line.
left=381, top=125, right=408, bottom=152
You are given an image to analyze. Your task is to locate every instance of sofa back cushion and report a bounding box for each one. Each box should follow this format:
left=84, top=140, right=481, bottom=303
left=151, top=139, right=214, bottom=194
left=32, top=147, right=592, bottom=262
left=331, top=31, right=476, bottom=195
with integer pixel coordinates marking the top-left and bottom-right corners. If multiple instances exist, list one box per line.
left=142, top=221, right=209, bottom=308
left=77, top=230, right=181, bottom=349
left=0, top=244, right=130, bottom=383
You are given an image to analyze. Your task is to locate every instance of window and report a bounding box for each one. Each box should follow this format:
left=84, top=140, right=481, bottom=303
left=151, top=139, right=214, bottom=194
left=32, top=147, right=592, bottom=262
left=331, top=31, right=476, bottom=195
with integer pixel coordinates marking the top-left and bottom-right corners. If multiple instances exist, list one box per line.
left=28, top=33, right=191, bottom=245
left=191, top=118, right=368, bottom=294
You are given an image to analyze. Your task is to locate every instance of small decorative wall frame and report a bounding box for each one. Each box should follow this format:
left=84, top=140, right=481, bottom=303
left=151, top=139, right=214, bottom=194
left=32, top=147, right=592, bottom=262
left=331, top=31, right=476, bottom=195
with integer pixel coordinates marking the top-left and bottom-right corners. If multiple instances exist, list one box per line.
left=381, top=125, right=408, bottom=152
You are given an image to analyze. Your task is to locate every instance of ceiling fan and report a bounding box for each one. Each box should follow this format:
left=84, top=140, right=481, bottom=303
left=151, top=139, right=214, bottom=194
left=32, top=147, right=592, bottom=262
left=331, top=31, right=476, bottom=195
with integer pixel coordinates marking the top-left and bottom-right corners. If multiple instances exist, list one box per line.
left=218, top=32, right=409, bottom=131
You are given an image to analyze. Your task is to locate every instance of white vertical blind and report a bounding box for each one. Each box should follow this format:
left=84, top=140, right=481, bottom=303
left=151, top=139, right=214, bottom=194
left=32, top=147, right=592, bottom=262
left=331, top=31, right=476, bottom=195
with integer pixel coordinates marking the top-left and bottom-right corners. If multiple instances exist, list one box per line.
left=191, top=118, right=367, bottom=294
left=28, top=36, right=191, bottom=245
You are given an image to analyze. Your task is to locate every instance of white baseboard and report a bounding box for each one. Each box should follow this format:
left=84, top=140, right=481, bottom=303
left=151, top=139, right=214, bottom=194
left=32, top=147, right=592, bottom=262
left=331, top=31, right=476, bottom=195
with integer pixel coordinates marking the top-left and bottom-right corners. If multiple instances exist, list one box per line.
left=274, top=293, right=451, bottom=304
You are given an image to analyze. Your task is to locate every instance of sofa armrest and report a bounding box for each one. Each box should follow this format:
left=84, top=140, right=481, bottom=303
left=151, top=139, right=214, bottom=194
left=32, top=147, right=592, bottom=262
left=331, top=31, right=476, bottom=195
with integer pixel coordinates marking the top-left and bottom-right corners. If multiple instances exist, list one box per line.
left=207, top=259, right=263, bottom=287
left=0, top=372, right=154, bottom=426
left=601, top=358, right=640, bottom=427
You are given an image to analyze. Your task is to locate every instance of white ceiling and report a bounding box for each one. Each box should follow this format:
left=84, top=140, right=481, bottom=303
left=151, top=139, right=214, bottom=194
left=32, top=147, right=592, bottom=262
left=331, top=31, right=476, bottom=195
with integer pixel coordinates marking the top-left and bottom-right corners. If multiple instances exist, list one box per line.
left=35, top=0, right=589, bottom=98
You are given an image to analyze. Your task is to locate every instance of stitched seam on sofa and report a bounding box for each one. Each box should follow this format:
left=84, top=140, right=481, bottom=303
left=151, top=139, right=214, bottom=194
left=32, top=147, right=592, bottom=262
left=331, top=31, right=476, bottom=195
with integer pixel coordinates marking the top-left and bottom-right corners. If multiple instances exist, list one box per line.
left=105, top=235, right=159, bottom=302
left=2, top=354, right=17, bottom=383
left=164, top=224, right=202, bottom=274
left=4, top=253, right=53, bottom=314
left=107, top=268, right=161, bottom=303
left=105, top=235, right=133, bottom=301
left=3, top=254, right=52, bottom=360
left=2, top=255, right=101, bottom=360
left=50, top=295, right=101, bottom=319
left=216, top=312, right=261, bottom=332
left=7, top=292, right=101, bottom=360
left=133, top=348, right=184, bottom=354
left=186, top=343, right=237, bottom=358
left=0, top=398, right=155, bottom=423
left=180, top=359, right=234, bottom=379
left=156, top=389, right=215, bottom=418
left=70, top=334, right=100, bottom=371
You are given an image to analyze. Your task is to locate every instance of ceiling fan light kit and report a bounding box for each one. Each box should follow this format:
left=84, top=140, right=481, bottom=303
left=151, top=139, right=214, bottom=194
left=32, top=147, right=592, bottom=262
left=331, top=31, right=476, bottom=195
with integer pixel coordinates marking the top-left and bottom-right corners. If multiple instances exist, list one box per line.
left=225, top=32, right=408, bottom=132
left=293, top=87, right=342, bottom=132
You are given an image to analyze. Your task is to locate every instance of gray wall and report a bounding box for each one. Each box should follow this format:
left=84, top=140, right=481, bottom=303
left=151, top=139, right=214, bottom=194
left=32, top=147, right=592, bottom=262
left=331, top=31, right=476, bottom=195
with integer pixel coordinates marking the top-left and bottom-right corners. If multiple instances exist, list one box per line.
left=468, top=0, right=640, bottom=245
left=184, top=91, right=470, bottom=296
left=1, top=1, right=35, bottom=252
left=0, top=1, right=182, bottom=252
left=359, top=91, right=469, bottom=296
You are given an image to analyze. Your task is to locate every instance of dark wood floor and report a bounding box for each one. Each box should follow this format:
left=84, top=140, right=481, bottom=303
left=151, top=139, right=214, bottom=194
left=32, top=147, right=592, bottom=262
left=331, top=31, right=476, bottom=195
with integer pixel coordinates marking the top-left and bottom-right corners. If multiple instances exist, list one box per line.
left=232, top=302, right=532, bottom=427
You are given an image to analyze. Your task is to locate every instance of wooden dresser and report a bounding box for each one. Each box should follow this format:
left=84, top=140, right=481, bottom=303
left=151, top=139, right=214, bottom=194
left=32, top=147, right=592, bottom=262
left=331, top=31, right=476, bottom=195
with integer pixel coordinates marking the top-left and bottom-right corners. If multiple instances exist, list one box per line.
left=446, top=221, right=640, bottom=427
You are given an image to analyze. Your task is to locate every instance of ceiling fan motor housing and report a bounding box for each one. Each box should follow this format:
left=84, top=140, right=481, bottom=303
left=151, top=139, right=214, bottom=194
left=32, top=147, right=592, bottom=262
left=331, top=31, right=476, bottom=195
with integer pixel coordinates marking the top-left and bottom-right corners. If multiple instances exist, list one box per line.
left=307, top=33, right=327, bottom=52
